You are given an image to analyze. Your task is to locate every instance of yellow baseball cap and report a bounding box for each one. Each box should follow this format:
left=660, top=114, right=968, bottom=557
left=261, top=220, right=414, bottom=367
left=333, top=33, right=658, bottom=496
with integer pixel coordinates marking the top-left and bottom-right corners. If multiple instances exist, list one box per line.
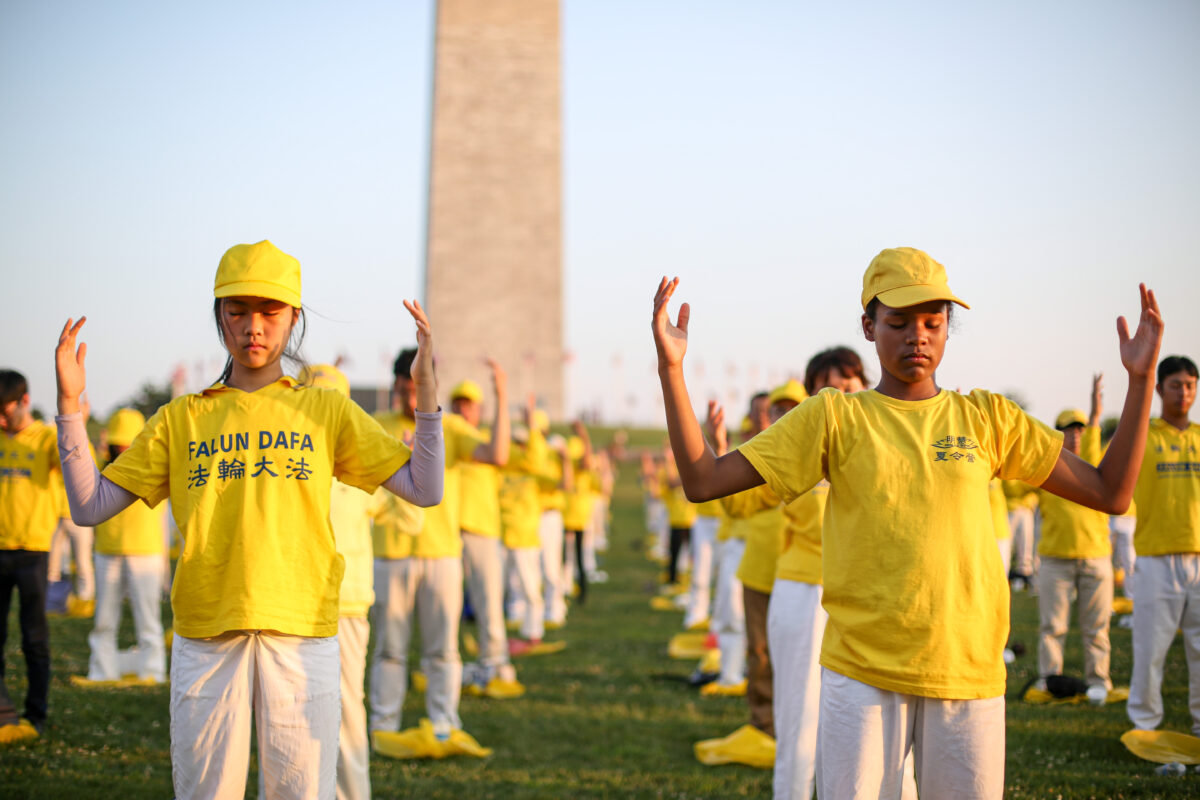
left=214, top=240, right=302, bottom=308
left=106, top=408, right=145, bottom=447
left=1055, top=408, right=1087, bottom=429
left=767, top=379, right=808, bottom=408
left=450, top=380, right=483, bottom=404
left=299, top=363, right=350, bottom=397
left=861, top=247, right=969, bottom=311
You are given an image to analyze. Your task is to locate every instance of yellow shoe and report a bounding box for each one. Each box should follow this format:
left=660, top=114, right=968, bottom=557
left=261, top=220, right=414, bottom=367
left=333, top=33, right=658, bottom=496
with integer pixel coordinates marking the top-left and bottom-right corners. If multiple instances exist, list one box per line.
left=694, top=724, right=775, bottom=768
left=1121, top=728, right=1200, bottom=765
left=650, top=596, right=678, bottom=612
left=0, top=718, right=39, bottom=745
left=1023, top=686, right=1054, bottom=704
left=372, top=719, right=492, bottom=760
left=70, top=674, right=163, bottom=689
left=1105, top=686, right=1130, bottom=704
left=700, top=679, right=747, bottom=698
left=544, top=619, right=565, bottom=631
left=462, top=632, right=479, bottom=657
left=1112, top=596, right=1133, bottom=615
left=686, top=617, right=710, bottom=632
left=697, top=648, right=722, bottom=675
left=668, top=632, right=714, bottom=660
left=66, top=595, right=95, bottom=618
left=411, top=671, right=427, bottom=693
left=483, top=677, right=526, bottom=699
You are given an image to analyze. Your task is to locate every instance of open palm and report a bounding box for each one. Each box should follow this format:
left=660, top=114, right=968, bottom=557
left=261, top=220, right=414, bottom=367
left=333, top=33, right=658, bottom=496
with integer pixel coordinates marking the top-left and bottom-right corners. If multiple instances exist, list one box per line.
left=652, top=277, right=689, bottom=370
left=55, top=317, right=88, bottom=411
left=1118, top=284, right=1164, bottom=379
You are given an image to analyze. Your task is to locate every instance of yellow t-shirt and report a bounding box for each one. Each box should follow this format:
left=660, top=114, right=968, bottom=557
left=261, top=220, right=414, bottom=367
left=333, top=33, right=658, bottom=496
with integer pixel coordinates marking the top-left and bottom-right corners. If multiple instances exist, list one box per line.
left=1002, top=478, right=1038, bottom=513
left=715, top=514, right=733, bottom=542
left=374, top=411, right=485, bottom=559
left=500, top=433, right=546, bottom=550
left=696, top=498, right=723, bottom=518
left=370, top=487, right=424, bottom=559
left=103, top=378, right=411, bottom=639
left=776, top=482, right=828, bottom=586
left=1037, top=427, right=1111, bottom=558
left=95, top=492, right=167, bottom=556
left=536, top=448, right=567, bottom=512
left=988, top=480, right=1011, bottom=540
left=0, top=420, right=62, bottom=552
left=723, top=485, right=785, bottom=594
left=738, top=388, right=1062, bottom=700
left=662, top=482, right=697, bottom=529
left=329, top=479, right=383, bottom=618
left=458, top=424, right=501, bottom=539
left=564, top=469, right=598, bottom=531
left=1132, top=418, right=1200, bottom=555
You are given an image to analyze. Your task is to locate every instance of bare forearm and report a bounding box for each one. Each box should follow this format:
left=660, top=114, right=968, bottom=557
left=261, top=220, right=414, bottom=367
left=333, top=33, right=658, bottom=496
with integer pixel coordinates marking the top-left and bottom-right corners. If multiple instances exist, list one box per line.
left=415, top=378, right=438, bottom=414
left=1096, top=374, right=1154, bottom=510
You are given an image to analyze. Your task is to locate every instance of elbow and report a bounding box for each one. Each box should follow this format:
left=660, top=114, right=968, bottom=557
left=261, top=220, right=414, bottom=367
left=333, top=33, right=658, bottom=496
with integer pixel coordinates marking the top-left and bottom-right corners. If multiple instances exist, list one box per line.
left=682, top=484, right=712, bottom=504
left=70, top=509, right=103, bottom=527
left=1104, top=495, right=1132, bottom=516
left=413, top=487, right=444, bottom=508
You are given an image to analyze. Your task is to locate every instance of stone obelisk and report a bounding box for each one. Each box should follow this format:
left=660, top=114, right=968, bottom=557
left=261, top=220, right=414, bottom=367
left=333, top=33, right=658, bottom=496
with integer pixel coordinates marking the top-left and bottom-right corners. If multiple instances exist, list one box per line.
left=423, top=0, right=563, bottom=419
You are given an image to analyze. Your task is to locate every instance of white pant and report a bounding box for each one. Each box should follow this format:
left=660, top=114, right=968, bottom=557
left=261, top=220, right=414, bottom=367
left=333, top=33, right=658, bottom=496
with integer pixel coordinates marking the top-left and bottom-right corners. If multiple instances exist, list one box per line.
left=685, top=515, right=719, bottom=629
left=337, top=616, right=370, bottom=800
left=996, top=536, right=1012, bottom=579
left=768, top=579, right=826, bottom=800
left=170, top=631, right=339, bottom=800
left=506, top=547, right=544, bottom=641
left=1110, top=516, right=1137, bottom=597
left=368, top=557, right=463, bottom=733
left=1009, top=507, right=1035, bottom=578
left=712, top=538, right=746, bottom=685
left=49, top=517, right=95, bottom=600
left=540, top=510, right=567, bottom=625
left=1036, top=556, right=1112, bottom=689
left=88, top=553, right=165, bottom=681
left=646, top=497, right=668, bottom=558
left=817, top=669, right=1004, bottom=800
left=1128, top=553, right=1200, bottom=735
left=462, top=532, right=510, bottom=672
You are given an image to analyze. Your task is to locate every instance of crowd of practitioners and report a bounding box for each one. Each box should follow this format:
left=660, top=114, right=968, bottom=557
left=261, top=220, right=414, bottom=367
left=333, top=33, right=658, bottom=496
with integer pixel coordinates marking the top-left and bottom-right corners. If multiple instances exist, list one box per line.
left=0, top=240, right=614, bottom=799
left=0, top=241, right=1195, bottom=800
left=644, top=247, right=1196, bottom=799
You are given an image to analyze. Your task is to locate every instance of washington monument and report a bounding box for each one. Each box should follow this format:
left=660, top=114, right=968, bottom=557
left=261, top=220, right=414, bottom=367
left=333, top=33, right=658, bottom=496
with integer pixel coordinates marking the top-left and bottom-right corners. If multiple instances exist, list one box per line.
left=423, top=0, right=564, bottom=418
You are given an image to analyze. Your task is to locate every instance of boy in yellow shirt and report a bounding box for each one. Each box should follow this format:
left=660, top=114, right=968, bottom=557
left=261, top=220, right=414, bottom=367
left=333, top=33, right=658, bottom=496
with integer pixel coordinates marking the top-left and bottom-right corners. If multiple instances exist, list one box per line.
left=1128, top=355, right=1200, bottom=735
left=652, top=248, right=1163, bottom=798
left=0, top=369, right=60, bottom=737
left=1034, top=375, right=1114, bottom=703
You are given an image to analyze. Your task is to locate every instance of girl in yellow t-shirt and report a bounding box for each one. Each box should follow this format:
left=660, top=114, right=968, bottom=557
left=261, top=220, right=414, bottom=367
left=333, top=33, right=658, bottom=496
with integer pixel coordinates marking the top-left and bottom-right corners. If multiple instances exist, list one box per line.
left=651, top=247, right=1163, bottom=800
left=53, top=241, right=445, bottom=800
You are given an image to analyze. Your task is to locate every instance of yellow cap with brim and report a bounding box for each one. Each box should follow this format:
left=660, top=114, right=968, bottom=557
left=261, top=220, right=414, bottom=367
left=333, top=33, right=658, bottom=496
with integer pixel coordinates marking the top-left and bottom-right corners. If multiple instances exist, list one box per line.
left=1055, top=408, right=1088, bottom=430
left=861, top=247, right=970, bottom=311
left=299, top=363, right=350, bottom=398
left=451, top=380, right=484, bottom=404
left=105, top=408, right=146, bottom=448
left=768, top=379, right=808, bottom=408
left=215, top=240, right=302, bottom=308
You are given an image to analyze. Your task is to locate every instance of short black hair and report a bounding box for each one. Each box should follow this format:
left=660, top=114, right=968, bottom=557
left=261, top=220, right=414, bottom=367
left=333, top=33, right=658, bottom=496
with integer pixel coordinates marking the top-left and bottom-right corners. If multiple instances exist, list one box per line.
left=804, top=347, right=866, bottom=395
left=0, top=370, right=28, bottom=405
left=1158, top=355, right=1198, bottom=385
left=392, top=348, right=418, bottom=380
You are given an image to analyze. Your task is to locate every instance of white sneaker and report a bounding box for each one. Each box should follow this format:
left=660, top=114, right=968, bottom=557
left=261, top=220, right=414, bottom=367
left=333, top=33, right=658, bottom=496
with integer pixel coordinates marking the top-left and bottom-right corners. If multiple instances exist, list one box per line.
left=1086, top=685, right=1109, bottom=706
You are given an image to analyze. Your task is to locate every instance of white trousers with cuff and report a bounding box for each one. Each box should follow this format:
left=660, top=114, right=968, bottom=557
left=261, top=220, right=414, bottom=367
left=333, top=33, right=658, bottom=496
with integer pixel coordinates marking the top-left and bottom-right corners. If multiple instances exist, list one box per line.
left=1036, top=555, right=1112, bottom=689
left=1009, top=507, right=1035, bottom=578
left=170, top=631, right=339, bottom=800
left=685, top=515, right=718, bottom=629
left=336, top=615, right=370, bottom=800
left=506, top=546, right=544, bottom=641
left=88, top=553, right=165, bottom=681
left=816, top=668, right=1003, bottom=800
left=1128, top=553, right=1200, bottom=735
left=540, top=510, right=567, bottom=625
left=49, top=517, right=95, bottom=600
left=368, top=556, right=463, bottom=734
left=1109, top=516, right=1137, bottom=597
left=462, top=531, right=510, bottom=674
left=711, top=537, right=746, bottom=685
left=768, top=578, right=825, bottom=800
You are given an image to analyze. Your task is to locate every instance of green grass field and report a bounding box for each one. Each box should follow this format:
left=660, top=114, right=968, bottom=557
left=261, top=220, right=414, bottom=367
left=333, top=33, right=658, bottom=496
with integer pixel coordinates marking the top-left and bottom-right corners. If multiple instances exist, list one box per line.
left=2, top=450, right=1197, bottom=798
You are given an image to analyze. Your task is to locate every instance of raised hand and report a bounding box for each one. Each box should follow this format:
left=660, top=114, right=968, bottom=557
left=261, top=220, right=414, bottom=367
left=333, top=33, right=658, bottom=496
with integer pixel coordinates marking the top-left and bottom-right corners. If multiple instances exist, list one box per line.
left=485, top=357, right=508, bottom=398
left=705, top=400, right=728, bottom=455
left=403, top=299, right=438, bottom=412
left=56, top=317, right=88, bottom=415
left=1117, top=284, right=1163, bottom=380
left=1090, top=373, right=1104, bottom=425
left=652, top=277, right=689, bottom=372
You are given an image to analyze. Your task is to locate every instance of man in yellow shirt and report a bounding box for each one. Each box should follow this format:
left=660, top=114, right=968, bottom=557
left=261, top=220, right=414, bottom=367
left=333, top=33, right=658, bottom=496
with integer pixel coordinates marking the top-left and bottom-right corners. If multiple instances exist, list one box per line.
left=1034, top=375, right=1114, bottom=704
left=0, top=369, right=59, bottom=736
left=370, top=347, right=506, bottom=745
left=1128, top=355, right=1200, bottom=735
left=449, top=366, right=520, bottom=694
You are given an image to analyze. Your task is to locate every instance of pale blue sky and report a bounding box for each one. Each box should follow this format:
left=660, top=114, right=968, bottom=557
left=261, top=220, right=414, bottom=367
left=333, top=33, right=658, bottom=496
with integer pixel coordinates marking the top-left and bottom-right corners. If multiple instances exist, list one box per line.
left=2, top=1, right=1197, bottom=427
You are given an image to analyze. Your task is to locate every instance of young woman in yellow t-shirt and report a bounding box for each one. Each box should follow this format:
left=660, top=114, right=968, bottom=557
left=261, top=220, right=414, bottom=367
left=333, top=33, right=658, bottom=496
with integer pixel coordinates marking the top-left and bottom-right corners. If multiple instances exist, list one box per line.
left=53, top=240, right=445, bottom=799
left=651, top=247, right=1163, bottom=799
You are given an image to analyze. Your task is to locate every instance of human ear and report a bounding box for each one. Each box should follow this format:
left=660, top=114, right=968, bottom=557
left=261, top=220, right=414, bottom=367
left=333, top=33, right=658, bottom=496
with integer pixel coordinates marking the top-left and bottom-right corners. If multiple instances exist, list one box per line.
left=861, top=313, right=876, bottom=343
